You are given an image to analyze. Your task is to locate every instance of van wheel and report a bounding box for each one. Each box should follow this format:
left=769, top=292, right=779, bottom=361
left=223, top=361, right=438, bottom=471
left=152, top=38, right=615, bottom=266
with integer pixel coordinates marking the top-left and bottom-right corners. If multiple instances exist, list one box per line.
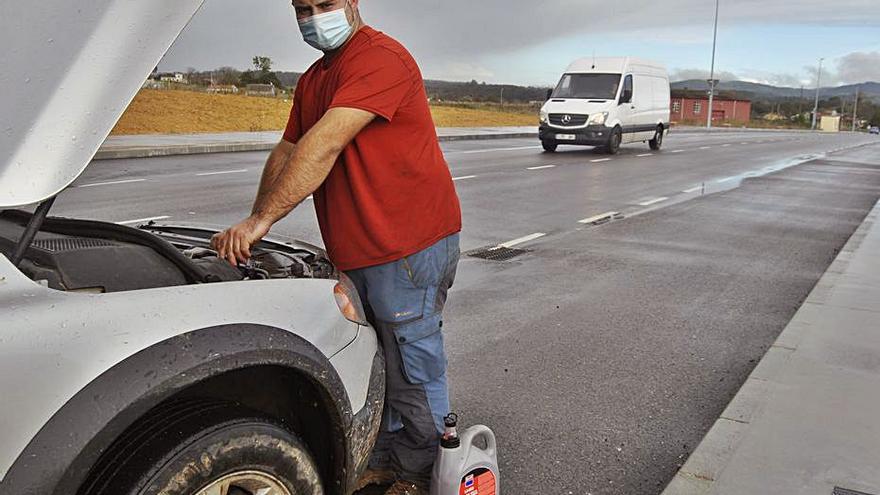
left=80, top=401, right=323, bottom=495
left=649, top=125, right=664, bottom=150
left=606, top=127, right=622, bottom=155
left=542, top=140, right=558, bottom=153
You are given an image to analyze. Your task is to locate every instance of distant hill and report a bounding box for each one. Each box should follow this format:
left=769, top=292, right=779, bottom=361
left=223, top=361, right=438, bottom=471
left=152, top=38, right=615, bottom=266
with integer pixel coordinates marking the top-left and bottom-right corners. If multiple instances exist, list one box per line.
left=672, top=80, right=880, bottom=102
left=188, top=67, right=879, bottom=106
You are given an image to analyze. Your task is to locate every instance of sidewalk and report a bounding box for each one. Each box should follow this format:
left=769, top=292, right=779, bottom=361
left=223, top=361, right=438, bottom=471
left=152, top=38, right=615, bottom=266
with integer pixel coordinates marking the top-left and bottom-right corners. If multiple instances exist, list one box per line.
left=663, top=199, right=880, bottom=495
left=94, top=126, right=537, bottom=160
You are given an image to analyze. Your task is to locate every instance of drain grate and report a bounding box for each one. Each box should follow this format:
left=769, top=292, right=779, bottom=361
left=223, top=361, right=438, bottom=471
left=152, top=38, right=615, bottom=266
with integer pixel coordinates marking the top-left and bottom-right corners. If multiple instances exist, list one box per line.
left=466, top=246, right=529, bottom=261
left=834, top=488, right=876, bottom=495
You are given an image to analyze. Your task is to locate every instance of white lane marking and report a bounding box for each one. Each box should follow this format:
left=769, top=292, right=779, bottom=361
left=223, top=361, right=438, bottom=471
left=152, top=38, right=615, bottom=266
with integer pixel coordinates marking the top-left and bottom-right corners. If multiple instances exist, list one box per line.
left=452, top=175, right=478, bottom=181
left=526, top=165, right=556, bottom=170
left=77, top=178, right=146, bottom=188
left=699, top=146, right=712, bottom=150
left=578, top=211, right=619, bottom=224
left=682, top=186, right=703, bottom=193
left=740, top=142, right=749, bottom=145
left=716, top=176, right=737, bottom=183
left=458, top=146, right=542, bottom=154
left=591, top=158, right=612, bottom=163
left=638, top=197, right=669, bottom=206
left=117, top=215, right=170, bottom=225
left=721, top=144, right=732, bottom=147
left=495, top=232, right=547, bottom=249
left=196, top=168, right=249, bottom=176
left=670, top=149, right=685, bottom=153
left=637, top=153, right=653, bottom=157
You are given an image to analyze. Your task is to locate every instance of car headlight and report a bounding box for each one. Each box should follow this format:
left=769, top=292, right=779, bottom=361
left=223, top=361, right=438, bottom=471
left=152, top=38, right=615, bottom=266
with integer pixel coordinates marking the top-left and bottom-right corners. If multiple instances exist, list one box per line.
left=588, top=112, right=608, bottom=126
left=539, top=110, right=549, bottom=124
left=334, top=273, right=368, bottom=325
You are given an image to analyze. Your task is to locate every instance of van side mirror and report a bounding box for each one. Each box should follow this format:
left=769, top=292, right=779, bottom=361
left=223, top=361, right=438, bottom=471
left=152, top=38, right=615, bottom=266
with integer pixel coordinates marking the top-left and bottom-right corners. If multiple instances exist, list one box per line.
left=620, top=89, right=633, bottom=104
left=546, top=89, right=553, bottom=100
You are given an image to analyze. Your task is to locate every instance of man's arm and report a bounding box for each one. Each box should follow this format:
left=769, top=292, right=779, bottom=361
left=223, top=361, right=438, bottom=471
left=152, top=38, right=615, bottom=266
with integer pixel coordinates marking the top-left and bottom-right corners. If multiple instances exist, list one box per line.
left=211, top=107, right=376, bottom=265
left=251, top=140, right=296, bottom=216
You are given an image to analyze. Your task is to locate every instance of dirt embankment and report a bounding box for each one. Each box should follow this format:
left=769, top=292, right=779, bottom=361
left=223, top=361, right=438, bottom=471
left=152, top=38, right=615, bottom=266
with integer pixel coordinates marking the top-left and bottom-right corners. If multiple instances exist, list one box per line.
left=111, top=89, right=537, bottom=135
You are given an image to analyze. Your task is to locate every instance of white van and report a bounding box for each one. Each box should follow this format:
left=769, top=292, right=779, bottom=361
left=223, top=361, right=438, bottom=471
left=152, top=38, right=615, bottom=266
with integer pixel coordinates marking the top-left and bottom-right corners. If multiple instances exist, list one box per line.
left=539, top=57, right=671, bottom=154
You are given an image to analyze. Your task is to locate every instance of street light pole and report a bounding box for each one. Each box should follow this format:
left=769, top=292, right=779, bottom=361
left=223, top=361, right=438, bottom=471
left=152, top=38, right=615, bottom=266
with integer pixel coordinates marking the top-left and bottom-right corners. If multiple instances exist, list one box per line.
left=706, top=0, right=720, bottom=129
left=811, top=58, right=824, bottom=131
left=852, top=86, right=860, bottom=132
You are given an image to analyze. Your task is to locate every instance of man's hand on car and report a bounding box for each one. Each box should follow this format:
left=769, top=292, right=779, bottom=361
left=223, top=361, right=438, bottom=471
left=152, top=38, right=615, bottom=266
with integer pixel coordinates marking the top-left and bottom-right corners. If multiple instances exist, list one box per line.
left=211, top=214, right=273, bottom=266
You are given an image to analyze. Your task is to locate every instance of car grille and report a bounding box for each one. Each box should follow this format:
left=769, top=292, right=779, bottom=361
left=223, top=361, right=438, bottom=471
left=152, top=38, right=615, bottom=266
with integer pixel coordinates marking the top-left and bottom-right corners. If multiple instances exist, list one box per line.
left=549, top=113, right=588, bottom=126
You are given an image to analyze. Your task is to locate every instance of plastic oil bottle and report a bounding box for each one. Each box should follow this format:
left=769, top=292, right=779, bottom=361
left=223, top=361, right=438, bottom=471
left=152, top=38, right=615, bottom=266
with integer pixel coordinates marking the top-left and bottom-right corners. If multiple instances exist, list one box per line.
left=431, top=414, right=500, bottom=495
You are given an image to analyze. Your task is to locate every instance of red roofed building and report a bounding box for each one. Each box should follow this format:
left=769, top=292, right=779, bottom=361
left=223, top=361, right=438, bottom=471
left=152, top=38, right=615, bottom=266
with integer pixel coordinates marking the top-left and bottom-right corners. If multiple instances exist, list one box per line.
left=671, top=96, right=751, bottom=125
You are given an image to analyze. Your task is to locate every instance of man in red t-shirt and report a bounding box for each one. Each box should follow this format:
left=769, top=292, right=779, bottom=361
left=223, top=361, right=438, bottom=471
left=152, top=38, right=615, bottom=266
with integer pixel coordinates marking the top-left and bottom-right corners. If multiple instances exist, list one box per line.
left=211, top=1, right=461, bottom=493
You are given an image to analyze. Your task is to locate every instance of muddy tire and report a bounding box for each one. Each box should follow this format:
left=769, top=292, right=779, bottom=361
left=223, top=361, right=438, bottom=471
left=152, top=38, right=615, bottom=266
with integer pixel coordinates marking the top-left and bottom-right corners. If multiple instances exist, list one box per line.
left=80, top=401, right=323, bottom=495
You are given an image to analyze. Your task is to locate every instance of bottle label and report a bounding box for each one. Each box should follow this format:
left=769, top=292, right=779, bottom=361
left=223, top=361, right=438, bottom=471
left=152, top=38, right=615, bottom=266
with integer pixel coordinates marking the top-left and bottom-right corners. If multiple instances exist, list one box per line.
left=459, top=468, right=496, bottom=495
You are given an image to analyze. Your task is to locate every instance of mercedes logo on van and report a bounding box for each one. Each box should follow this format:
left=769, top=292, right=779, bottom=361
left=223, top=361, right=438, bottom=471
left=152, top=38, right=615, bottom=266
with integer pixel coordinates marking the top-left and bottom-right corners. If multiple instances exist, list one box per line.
left=562, top=114, right=572, bottom=124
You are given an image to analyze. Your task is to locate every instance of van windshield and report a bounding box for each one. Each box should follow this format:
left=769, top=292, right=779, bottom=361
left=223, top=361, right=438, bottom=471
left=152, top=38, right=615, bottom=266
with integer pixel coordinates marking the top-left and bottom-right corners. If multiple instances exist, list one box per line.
left=551, top=73, right=622, bottom=100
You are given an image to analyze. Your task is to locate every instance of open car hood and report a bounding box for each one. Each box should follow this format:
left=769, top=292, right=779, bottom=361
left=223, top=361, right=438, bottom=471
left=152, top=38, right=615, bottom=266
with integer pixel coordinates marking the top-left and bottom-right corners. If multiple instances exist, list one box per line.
left=0, top=0, right=204, bottom=208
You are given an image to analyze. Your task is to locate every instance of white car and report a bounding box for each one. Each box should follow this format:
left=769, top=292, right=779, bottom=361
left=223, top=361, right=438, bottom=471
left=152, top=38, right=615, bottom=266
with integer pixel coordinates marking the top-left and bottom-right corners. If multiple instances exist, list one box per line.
left=539, top=57, right=671, bottom=154
left=0, top=2, right=383, bottom=494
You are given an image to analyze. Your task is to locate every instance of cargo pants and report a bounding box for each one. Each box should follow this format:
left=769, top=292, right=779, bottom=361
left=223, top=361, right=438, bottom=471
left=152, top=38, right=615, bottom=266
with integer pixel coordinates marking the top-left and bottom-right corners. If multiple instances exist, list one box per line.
left=346, top=233, right=460, bottom=484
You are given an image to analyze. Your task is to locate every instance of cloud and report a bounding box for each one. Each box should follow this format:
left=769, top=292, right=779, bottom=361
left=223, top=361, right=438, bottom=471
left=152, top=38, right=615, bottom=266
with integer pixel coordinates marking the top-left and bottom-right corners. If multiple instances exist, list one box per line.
left=836, top=51, right=880, bottom=84
left=158, top=0, right=880, bottom=85
left=426, top=62, right=494, bottom=82
left=670, top=68, right=739, bottom=82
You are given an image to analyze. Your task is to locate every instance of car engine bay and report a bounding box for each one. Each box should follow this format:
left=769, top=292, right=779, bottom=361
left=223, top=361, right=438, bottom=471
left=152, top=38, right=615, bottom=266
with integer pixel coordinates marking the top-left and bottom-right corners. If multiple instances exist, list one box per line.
left=0, top=210, right=335, bottom=293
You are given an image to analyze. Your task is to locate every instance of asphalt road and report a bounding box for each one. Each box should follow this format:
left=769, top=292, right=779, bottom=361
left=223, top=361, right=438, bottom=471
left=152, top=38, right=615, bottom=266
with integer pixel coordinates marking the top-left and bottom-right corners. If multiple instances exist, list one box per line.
left=53, top=130, right=880, bottom=494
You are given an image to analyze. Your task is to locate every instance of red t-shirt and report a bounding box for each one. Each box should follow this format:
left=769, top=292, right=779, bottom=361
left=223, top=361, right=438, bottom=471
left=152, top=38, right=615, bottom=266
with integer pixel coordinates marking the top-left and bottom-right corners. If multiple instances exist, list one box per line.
left=283, top=26, right=462, bottom=271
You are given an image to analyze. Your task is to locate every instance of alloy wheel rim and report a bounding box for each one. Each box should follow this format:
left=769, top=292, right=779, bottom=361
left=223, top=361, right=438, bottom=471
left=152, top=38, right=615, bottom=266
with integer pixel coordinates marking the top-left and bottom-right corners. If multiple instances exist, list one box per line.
left=195, top=470, right=293, bottom=495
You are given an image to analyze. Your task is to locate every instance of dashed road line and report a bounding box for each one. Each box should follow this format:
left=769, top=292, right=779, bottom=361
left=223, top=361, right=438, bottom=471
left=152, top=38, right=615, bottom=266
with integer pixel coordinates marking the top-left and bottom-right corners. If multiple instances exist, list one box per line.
left=721, top=144, right=732, bottom=147
left=670, top=150, right=685, bottom=153
left=196, top=169, right=249, bottom=176
left=716, top=176, right=737, bottom=183
left=527, top=165, right=556, bottom=170
left=699, top=146, right=712, bottom=150
left=117, top=215, right=170, bottom=225
left=452, top=175, right=478, bottom=181
left=457, top=146, right=542, bottom=154
left=578, top=212, right=619, bottom=224
left=638, top=197, right=669, bottom=207
left=591, top=158, right=612, bottom=163
left=682, top=186, right=703, bottom=193
left=495, top=232, right=547, bottom=249
left=637, top=153, right=653, bottom=157
left=77, top=178, right=146, bottom=188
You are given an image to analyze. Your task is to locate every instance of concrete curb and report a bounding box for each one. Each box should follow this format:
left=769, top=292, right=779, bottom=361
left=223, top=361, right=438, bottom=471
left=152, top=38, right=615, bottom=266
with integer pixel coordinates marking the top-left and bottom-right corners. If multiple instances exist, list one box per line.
left=94, top=131, right=539, bottom=160
left=660, top=194, right=880, bottom=495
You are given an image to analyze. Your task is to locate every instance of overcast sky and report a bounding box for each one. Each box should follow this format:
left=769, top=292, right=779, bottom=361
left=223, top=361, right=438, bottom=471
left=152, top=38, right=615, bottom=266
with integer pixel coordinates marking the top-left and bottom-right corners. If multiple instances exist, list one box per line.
left=160, top=0, right=880, bottom=87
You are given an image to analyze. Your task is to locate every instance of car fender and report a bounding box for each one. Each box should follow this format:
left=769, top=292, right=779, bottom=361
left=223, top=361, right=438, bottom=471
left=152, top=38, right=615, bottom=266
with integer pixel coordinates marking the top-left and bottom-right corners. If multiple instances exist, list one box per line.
left=0, top=324, right=353, bottom=495
left=0, top=256, right=363, bottom=491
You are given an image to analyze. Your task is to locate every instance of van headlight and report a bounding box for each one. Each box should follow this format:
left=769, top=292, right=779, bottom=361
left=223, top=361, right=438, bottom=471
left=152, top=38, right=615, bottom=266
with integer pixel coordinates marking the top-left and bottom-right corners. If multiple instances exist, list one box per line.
left=588, top=112, right=609, bottom=126
left=539, top=110, right=549, bottom=124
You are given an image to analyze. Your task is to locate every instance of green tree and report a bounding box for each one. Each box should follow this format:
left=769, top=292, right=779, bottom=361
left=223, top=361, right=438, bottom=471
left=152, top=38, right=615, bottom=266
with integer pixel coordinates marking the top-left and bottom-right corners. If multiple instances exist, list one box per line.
left=252, top=56, right=272, bottom=73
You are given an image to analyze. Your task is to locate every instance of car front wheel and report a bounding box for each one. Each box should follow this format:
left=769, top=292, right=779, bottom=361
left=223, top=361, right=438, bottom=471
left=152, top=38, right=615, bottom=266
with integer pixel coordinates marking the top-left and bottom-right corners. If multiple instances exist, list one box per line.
left=606, top=126, right=622, bottom=155
left=542, top=139, right=558, bottom=153
left=81, top=402, right=323, bottom=495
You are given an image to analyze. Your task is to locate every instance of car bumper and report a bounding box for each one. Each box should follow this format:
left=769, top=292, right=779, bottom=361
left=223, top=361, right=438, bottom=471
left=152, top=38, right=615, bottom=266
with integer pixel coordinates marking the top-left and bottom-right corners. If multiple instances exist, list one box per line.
left=539, top=124, right=611, bottom=146
left=341, top=333, right=385, bottom=493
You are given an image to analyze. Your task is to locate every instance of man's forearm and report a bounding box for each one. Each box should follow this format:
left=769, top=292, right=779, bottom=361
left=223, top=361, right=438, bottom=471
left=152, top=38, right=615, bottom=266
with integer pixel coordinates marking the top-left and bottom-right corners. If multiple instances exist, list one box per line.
left=251, top=131, right=338, bottom=224
left=249, top=107, right=376, bottom=225
left=251, top=142, right=295, bottom=215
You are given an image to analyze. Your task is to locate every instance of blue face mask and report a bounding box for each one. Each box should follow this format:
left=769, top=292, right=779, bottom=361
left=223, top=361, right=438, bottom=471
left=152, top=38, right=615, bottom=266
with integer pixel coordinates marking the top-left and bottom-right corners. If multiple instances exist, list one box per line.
left=298, top=3, right=353, bottom=52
